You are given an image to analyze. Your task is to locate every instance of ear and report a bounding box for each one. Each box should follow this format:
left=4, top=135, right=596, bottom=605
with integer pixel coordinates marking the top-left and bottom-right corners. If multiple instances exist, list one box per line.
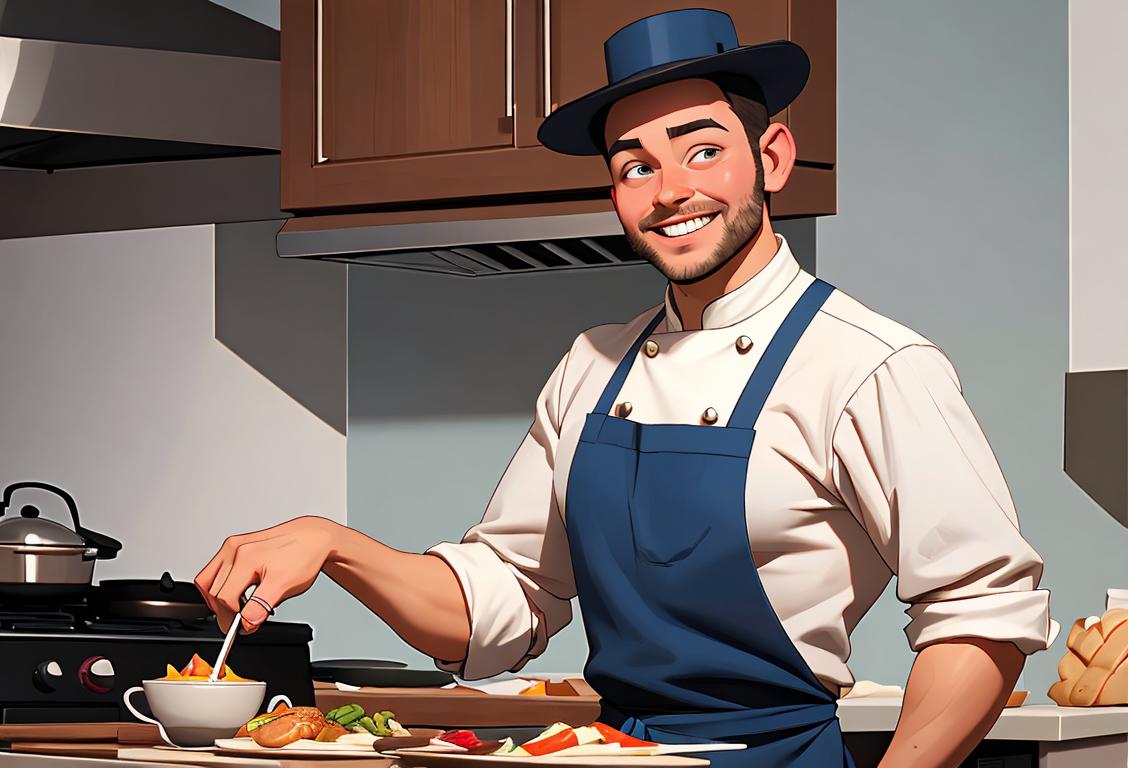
left=609, top=185, right=617, bottom=207
left=758, top=122, right=797, bottom=194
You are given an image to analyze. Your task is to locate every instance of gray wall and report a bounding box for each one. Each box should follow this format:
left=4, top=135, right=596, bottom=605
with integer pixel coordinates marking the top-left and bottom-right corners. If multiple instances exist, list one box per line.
left=345, top=1, right=1113, bottom=701
left=0, top=225, right=347, bottom=593
left=815, top=0, right=1119, bottom=700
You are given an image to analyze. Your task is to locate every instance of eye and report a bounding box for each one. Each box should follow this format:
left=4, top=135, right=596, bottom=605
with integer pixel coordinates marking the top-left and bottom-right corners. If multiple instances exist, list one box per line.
left=689, top=147, right=721, bottom=164
left=624, top=163, right=654, bottom=180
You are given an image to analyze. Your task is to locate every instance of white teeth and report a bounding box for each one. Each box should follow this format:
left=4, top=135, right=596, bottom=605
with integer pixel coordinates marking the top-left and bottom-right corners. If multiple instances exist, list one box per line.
left=659, top=214, right=715, bottom=238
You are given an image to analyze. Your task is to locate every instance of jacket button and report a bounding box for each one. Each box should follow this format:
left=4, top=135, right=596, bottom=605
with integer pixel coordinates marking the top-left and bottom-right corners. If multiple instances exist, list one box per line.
left=702, top=407, right=719, bottom=425
left=643, top=340, right=660, bottom=358
left=617, top=402, right=633, bottom=418
left=736, top=336, right=753, bottom=354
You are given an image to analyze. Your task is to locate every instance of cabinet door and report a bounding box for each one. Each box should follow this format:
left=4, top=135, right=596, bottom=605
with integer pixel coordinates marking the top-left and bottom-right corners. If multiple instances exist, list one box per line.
left=281, top=1, right=833, bottom=216
left=321, top=0, right=511, bottom=163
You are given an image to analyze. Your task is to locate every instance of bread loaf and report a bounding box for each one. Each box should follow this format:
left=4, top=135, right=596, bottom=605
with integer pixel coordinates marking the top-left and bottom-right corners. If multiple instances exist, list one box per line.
left=1049, top=609, right=1128, bottom=706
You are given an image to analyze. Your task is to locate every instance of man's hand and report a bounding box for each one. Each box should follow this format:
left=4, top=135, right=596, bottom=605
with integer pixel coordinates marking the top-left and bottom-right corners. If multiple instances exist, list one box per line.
left=195, top=516, right=338, bottom=633
left=195, top=517, right=471, bottom=662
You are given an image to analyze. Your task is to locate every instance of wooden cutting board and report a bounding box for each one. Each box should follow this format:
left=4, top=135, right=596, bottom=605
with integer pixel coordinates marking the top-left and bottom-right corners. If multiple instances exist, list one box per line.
left=118, top=747, right=396, bottom=767
left=11, top=741, right=121, bottom=758
left=0, top=721, right=160, bottom=743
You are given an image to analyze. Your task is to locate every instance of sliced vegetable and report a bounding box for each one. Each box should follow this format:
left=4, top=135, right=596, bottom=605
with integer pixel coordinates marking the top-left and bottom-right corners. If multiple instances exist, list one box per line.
left=591, top=722, right=657, bottom=748
left=357, top=716, right=390, bottom=737
left=246, top=713, right=284, bottom=733
left=438, top=730, right=484, bottom=750
left=521, top=728, right=578, bottom=756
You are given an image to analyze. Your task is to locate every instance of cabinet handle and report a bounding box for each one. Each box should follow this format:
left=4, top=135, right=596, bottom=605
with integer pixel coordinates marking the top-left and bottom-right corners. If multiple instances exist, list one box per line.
left=505, top=0, right=513, bottom=117
left=543, top=0, right=551, bottom=116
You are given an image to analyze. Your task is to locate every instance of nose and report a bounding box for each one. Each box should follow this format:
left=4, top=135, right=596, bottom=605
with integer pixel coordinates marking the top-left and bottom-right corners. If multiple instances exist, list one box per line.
left=653, top=168, right=694, bottom=210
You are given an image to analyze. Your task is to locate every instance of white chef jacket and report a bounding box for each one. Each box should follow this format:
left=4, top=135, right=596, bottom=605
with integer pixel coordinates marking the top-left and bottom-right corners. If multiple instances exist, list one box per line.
left=428, top=235, right=1056, bottom=692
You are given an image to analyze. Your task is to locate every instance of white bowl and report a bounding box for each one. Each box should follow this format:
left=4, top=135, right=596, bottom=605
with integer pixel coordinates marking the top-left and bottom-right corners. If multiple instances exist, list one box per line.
left=124, top=679, right=270, bottom=748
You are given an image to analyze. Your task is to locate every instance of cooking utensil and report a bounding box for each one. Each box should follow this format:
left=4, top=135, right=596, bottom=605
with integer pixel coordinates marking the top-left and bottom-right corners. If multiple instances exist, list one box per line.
left=89, top=571, right=212, bottom=622
left=209, top=588, right=253, bottom=682
left=311, top=658, right=453, bottom=688
left=0, top=482, right=121, bottom=603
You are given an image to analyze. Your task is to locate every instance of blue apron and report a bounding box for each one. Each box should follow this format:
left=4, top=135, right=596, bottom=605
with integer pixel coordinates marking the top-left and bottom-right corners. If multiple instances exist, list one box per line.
left=565, top=279, right=853, bottom=767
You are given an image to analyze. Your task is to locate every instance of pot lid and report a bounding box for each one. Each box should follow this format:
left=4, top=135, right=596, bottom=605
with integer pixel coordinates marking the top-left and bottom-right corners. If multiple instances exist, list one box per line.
left=0, top=505, right=86, bottom=547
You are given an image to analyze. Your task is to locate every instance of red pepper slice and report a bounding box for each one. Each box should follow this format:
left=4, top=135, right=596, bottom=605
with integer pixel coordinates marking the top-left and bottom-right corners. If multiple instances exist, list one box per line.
left=591, top=722, right=657, bottom=748
left=522, top=728, right=579, bottom=756
left=438, top=730, right=484, bottom=749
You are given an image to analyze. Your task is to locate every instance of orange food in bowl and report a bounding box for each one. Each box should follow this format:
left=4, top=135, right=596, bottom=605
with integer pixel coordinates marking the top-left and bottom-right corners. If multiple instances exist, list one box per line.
left=520, top=681, right=547, bottom=696
left=157, top=653, right=255, bottom=683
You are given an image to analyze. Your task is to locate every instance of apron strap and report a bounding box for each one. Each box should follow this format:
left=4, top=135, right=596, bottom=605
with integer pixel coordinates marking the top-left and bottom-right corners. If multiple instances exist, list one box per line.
left=593, top=308, right=667, bottom=416
left=728, top=279, right=835, bottom=430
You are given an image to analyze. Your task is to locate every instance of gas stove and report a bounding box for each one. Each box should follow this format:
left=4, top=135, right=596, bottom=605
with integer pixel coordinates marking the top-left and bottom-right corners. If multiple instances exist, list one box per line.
left=0, top=608, right=315, bottom=723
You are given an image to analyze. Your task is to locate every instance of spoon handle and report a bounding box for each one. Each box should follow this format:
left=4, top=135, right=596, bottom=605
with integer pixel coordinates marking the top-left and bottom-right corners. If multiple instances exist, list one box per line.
left=209, top=586, right=253, bottom=682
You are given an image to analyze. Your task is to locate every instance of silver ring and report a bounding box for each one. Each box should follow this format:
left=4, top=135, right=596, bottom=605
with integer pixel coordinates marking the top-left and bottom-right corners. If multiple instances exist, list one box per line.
left=247, top=594, right=275, bottom=616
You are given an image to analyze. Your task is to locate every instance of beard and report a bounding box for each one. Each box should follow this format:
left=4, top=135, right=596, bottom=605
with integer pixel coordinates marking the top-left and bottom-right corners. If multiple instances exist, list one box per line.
left=624, top=166, right=766, bottom=285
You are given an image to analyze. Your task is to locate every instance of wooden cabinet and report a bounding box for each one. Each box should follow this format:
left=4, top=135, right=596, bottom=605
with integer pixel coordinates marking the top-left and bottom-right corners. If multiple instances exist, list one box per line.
left=281, top=0, right=835, bottom=217
left=321, top=1, right=512, bottom=162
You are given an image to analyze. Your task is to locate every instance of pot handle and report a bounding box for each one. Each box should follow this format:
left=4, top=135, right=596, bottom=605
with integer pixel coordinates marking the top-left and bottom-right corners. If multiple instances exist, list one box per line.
left=123, top=686, right=178, bottom=749
left=1, top=482, right=81, bottom=530
left=77, top=526, right=122, bottom=560
left=12, top=545, right=89, bottom=556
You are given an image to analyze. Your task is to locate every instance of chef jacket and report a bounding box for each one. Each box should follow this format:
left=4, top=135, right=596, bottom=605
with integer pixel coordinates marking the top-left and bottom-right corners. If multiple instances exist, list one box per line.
left=428, top=234, right=1056, bottom=693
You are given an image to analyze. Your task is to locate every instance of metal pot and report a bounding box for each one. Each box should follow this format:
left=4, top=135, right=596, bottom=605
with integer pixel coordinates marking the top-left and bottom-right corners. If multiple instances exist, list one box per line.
left=0, top=481, right=122, bottom=603
left=90, top=571, right=213, bottom=622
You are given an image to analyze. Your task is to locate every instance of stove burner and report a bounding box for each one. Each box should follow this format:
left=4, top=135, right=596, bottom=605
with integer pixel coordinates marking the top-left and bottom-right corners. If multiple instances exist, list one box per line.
left=0, top=610, right=79, bottom=632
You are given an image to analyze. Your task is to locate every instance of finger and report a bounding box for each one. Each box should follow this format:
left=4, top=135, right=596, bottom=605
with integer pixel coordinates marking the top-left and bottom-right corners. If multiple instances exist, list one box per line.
left=214, top=602, right=238, bottom=634
left=240, top=580, right=284, bottom=633
left=195, top=533, right=247, bottom=601
left=213, top=556, right=262, bottom=619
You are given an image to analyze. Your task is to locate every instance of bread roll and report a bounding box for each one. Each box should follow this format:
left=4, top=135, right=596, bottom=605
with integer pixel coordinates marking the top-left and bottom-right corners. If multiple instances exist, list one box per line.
left=1049, top=609, right=1128, bottom=706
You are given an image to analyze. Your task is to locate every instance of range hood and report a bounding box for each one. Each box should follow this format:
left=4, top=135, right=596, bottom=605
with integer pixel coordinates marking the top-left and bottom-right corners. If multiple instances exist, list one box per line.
left=0, top=0, right=279, bottom=170
left=277, top=209, right=649, bottom=277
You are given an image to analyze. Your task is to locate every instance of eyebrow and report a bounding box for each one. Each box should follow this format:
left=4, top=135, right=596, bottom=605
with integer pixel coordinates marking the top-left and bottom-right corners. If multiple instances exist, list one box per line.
left=606, top=118, right=728, bottom=160
left=607, top=137, right=643, bottom=158
left=666, top=118, right=727, bottom=139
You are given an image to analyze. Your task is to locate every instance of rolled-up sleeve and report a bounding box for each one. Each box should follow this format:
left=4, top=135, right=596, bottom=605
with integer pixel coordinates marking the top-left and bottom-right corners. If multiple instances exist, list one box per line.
left=427, top=352, right=577, bottom=680
left=831, top=344, right=1056, bottom=655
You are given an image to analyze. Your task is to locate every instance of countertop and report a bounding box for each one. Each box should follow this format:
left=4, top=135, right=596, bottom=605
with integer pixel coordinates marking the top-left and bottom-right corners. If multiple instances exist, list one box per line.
left=836, top=697, right=1128, bottom=741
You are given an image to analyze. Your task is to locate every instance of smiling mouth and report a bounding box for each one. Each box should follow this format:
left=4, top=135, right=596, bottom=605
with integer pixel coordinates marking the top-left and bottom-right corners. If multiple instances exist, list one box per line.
left=651, top=212, right=720, bottom=238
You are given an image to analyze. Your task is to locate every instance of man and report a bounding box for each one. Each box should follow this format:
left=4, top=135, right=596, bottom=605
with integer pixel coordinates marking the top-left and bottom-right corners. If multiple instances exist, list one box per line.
left=196, top=10, right=1055, bottom=767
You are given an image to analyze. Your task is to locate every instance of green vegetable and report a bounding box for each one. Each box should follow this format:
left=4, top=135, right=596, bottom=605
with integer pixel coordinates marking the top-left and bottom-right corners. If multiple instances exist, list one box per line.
left=356, top=716, right=382, bottom=736
left=328, top=703, right=365, bottom=727
left=246, top=714, right=283, bottom=732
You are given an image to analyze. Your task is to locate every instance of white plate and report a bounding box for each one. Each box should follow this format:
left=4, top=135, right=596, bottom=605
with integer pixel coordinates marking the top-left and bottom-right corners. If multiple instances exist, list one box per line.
left=393, top=753, right=711, bottom=768
left=392, top=742, right=744, bottom=764
left=213, top=737, right=378, bottom=758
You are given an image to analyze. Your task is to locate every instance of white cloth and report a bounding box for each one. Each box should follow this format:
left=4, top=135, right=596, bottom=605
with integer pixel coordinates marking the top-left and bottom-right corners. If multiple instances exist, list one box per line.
left=428, top=235, right=1055, bottom=691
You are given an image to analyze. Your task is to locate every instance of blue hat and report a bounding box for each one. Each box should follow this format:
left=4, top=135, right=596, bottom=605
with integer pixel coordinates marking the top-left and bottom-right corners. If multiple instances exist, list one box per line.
left=537, top=8, right=809, bottom=156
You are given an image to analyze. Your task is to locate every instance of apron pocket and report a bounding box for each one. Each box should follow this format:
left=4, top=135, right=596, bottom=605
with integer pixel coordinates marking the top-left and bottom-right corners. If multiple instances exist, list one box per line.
left=629, top=446, right=750, bottom=566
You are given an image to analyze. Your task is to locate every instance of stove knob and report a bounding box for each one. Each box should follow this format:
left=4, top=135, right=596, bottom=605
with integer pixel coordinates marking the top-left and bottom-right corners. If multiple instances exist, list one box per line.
left=33, top=661, right=64, bottom=692
left=78, top=656, right=115, bottom=694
